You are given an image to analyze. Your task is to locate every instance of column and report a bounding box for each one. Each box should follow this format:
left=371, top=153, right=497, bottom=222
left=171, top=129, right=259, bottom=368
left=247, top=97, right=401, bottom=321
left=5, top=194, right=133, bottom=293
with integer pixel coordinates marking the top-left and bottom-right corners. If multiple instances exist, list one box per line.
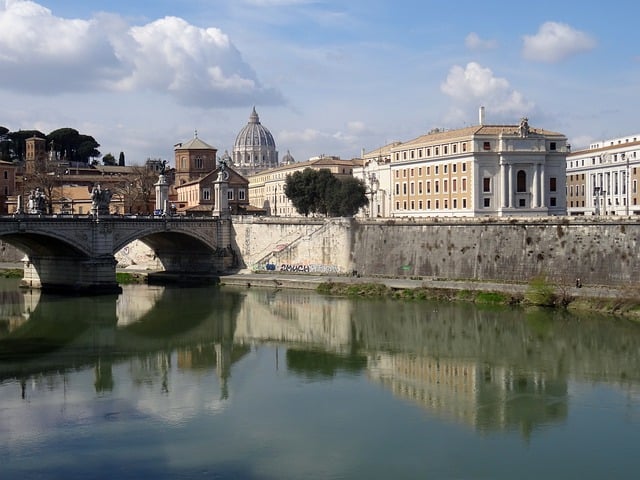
left=500, top=162, right=507, bottom=209
left=539, top=165, right=546, bottom=208
left=532, top=164, right=540, bottom=208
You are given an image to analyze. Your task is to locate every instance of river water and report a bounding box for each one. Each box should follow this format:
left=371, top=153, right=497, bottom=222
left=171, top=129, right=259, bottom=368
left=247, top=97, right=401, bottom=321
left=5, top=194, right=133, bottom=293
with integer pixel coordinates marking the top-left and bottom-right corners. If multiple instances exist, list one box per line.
left=1, top=278, right=639, bottom=479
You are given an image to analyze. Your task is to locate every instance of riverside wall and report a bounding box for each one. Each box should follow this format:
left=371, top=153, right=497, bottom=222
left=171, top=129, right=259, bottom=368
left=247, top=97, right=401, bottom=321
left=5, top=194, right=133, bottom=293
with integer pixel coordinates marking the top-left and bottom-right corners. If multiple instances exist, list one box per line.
left=231, top=216, right=640, bottom=287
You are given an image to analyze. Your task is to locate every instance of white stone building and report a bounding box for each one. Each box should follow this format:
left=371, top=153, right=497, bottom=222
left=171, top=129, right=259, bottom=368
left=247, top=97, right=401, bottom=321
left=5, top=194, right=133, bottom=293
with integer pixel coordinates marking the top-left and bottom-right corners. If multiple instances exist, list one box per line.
left=566, top=133, right=640, bottom=216
left=358, top=113, right=568, bottom=218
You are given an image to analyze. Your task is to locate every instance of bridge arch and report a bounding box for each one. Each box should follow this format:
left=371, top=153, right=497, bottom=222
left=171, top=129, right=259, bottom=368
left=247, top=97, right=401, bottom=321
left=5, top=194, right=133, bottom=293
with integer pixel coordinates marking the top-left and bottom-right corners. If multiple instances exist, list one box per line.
left=0, top=216, right=232, bottom=294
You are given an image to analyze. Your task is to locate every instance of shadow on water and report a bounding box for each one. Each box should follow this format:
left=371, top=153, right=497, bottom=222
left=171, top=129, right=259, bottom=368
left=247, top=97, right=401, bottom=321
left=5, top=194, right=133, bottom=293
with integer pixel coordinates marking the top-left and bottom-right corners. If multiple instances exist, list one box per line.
left=0, top=281, right=246, bottom=381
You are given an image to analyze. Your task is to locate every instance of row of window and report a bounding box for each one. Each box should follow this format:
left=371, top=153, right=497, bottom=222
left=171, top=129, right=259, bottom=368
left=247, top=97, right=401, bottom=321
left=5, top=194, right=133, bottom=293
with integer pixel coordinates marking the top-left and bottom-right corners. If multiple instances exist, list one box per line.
left=201, top=188, right=246, bottom=201
left=568, top=152, right=637, bottom=169
left=394, top=162, right=468, bottom=178
left=395, top=198, right=469, bottom=210
left=394, top=142, right=470, bottom=162
left=395, top=178, right=468, bottom=196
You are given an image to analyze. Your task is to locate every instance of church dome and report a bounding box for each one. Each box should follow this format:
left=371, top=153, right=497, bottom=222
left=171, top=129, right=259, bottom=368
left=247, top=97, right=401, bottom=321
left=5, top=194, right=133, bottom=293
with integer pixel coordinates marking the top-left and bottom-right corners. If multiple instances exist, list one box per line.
left=234, top=107, right=276, bottom=150
left=232, top=107, right=278, bottom=174
left=282, top=149, right=295, bottom=165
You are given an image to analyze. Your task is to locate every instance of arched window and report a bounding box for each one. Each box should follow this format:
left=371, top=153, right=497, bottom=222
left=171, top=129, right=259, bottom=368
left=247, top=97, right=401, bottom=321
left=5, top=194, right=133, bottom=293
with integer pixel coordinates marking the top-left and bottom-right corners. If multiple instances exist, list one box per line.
left=517, top=170, right=527, bottom=192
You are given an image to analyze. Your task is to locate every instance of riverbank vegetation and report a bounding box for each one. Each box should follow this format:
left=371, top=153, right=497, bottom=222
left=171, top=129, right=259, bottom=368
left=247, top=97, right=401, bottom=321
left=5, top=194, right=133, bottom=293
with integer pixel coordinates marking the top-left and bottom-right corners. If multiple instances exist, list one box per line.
left=317, top=277, right=640, bottom=319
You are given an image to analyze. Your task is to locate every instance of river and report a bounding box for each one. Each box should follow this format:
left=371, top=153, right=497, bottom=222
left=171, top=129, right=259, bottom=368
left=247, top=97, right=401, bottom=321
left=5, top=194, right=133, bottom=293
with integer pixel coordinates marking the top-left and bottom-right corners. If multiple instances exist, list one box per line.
left=1, top=278, right=639, bottom=479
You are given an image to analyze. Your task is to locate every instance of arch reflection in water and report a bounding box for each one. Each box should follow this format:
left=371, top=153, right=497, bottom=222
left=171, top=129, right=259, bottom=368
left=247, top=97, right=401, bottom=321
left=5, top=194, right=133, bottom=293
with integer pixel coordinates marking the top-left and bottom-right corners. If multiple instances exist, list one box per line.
left=2, top=281, right=640, bottom=440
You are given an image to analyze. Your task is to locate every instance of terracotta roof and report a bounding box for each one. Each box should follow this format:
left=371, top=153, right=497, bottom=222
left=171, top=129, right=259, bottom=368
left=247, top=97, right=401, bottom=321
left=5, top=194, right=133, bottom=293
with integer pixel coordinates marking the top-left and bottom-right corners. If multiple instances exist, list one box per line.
left=175, top=136, right=216, bottom=151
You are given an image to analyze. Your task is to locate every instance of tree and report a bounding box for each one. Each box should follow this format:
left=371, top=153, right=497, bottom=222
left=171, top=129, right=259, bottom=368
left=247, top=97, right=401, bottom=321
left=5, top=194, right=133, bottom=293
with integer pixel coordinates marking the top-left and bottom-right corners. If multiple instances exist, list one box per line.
left=284, top=168, right=368, bottom=217
left=0, top=126, right=11, bottom=161
left=118, top=151, right=125, bottom=166
left=113, top=165, right=158, bottom=214
left=8, top=129, right=46, bottom=162
left=102, top=153, right=117, bottom=166
left=327, top=176, right=368, bottom=217
left=47, top=128, right=100, bottom=164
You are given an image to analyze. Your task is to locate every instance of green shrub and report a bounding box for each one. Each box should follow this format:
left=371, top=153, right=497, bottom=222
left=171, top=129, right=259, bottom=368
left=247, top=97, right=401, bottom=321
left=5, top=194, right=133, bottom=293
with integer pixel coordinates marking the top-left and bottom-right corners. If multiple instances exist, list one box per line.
left=524, top=276, right=557, bottom=306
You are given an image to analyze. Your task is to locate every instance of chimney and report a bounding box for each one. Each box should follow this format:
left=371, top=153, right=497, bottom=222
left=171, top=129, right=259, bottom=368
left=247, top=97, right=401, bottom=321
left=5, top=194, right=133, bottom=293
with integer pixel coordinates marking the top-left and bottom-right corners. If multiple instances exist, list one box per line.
left=479, top=106, right=485, bottom=126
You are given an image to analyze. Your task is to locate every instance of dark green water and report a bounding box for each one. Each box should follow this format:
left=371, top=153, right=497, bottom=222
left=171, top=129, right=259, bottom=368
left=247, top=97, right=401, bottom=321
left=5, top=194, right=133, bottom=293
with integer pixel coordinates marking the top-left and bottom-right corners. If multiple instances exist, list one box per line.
left=1, top=278, right=640, bottom=479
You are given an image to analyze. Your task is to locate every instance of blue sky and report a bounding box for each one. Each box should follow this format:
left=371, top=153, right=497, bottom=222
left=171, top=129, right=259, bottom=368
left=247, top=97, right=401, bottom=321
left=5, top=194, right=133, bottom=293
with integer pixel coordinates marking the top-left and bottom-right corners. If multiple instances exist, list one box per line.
left=0, top=0, right=638, bottom=164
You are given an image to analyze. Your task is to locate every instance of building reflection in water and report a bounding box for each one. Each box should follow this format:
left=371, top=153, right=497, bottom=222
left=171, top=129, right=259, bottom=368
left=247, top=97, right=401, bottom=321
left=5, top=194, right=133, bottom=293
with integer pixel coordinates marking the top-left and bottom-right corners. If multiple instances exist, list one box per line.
left=2, top=282, right=640, bottom=440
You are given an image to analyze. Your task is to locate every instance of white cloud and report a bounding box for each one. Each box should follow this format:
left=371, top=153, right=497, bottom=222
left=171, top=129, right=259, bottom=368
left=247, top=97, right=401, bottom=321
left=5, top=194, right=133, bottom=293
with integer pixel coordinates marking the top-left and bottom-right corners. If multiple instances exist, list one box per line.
left=0, top=0, right=283, bottom=106
left=522, top=21, right=596, bottom=63
left=465, top=32, right=498, bottom=50
left=440, top=62, right=534, bottom=122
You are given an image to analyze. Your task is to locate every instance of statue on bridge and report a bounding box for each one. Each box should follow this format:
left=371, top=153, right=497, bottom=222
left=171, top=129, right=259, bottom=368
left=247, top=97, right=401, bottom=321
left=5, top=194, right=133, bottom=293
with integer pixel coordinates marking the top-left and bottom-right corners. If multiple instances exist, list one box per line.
left=91, top=183, right=113, bottom=217
left=27, top=187, right=47, bottom=215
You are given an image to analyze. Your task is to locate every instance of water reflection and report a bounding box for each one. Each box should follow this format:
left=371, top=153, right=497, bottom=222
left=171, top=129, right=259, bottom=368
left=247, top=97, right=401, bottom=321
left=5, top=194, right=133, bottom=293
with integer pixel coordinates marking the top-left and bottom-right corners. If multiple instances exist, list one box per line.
left=1, top=280, right=640, bottom=442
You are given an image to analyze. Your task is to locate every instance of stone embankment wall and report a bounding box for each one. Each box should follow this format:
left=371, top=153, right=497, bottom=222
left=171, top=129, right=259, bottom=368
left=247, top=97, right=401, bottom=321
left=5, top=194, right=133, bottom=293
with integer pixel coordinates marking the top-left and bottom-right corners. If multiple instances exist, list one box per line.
left=231, top=216, right=640, bottom=287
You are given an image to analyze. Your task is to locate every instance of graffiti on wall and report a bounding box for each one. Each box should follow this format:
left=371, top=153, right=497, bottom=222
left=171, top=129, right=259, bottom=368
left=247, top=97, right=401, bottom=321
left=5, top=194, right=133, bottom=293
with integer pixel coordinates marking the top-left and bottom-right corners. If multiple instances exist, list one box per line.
left=253, top=263, right=340, bottom=274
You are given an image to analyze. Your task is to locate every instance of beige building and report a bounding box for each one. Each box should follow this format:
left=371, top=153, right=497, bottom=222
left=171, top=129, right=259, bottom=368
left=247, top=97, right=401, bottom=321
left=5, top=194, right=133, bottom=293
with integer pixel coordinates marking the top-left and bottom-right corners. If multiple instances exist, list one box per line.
left=175, top=166, right=250, bottom=215
left=0, top=160, right=17, bottom=214
left=566, top=133, right=640, bottom=216
left=248, top=155, right=359, bottom=216
left=359, top=114, right=568, bottom=218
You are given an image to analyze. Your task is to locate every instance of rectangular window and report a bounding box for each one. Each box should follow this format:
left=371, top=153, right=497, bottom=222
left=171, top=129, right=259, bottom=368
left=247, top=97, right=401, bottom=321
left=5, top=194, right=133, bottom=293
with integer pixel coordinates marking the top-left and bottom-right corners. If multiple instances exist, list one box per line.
left=202, top=188, right=211, bottom=200
left=435, top=181, right=439, bottom=193
left=550, top=197, right=557, bottom=207
left=444, top=145, right=448, bottom=155
left=462, top=198, right=467, bottom=208
left=419, top=200, right=423, bottom=209
left=462, top=178, right=467, bottom=192
left=418, top=181, right=423, bottom=194
left=462, top=162, right=466, bottom=172
left=426, top=181, right=431, bottom=194
left=550, top=177, right=557, bottom=192
left=550, top=142, right=557, bottom=151
left=395, top=184, right=400, bottom=195
left=239, top=189, right=246, bottom=200
left=410, top=182, right=415, bottom=195
left=444, top=165, right=448, bottom=174
left=453, top=199, right=457, bottom=208
left=483, top=178, right=491, bottom=192
left=403, top=183, right=407, bottom=194
left=435, top=166, right=439, bottom=174
left=484, top=198, right=490, bottom=207
left=483, top=142, right=491, bottom=151
left=227, top=190, right=234, bottom=200
left=452, top=179, right=457, bottom=192
left=410, top=200, right=415, bottom=209
left=452, top=163, right=457, bottom=173
left=443, top=179, right=448, bottom=193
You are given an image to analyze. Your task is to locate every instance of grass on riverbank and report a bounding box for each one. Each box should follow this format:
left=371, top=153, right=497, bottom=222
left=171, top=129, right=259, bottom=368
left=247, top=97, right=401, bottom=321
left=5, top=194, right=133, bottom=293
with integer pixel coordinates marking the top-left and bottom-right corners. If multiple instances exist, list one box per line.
left=116, top=272, right=147, bottom=284
left=0, top=269, right=22, bottom=279
left=317, top=280, right=640, bottom=318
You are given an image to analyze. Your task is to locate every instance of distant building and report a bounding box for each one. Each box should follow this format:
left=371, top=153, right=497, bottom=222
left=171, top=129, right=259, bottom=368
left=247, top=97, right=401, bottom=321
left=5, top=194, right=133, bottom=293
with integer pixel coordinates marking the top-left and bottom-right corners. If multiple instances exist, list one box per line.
left=566, top=133, right=640, bottom=216
left=0, top=160, right=16, bottom=214
left=248, top=155, right=358, bottom=216
left=232, top=107, right=278, bottom=176
left=175, top=165, right=250, bottom=215
left=174, top=133, right=217, bottom=187
left=357, top=112, right=569, bottom=218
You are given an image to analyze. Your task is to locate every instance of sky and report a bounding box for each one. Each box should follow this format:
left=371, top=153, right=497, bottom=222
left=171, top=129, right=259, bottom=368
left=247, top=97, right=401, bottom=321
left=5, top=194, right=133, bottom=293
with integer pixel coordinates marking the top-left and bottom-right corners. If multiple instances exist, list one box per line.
left=0, top=0, right=638, bottom=165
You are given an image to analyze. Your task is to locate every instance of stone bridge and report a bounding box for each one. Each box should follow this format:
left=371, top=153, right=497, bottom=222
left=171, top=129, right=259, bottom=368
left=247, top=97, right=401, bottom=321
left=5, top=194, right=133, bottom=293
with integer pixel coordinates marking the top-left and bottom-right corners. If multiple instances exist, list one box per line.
left=0, top=215, right=233, bottom=293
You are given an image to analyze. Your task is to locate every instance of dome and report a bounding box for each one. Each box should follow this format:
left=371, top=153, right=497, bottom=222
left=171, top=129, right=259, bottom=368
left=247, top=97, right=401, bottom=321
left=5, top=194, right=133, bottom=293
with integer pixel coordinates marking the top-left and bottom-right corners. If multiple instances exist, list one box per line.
left=234, top=107, right=276, bottom=149
left=232, top=107, right=278, bottom=174
left=282, top=149, right=295, bottom=164
left=219, top=149, right=232, bottom=164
